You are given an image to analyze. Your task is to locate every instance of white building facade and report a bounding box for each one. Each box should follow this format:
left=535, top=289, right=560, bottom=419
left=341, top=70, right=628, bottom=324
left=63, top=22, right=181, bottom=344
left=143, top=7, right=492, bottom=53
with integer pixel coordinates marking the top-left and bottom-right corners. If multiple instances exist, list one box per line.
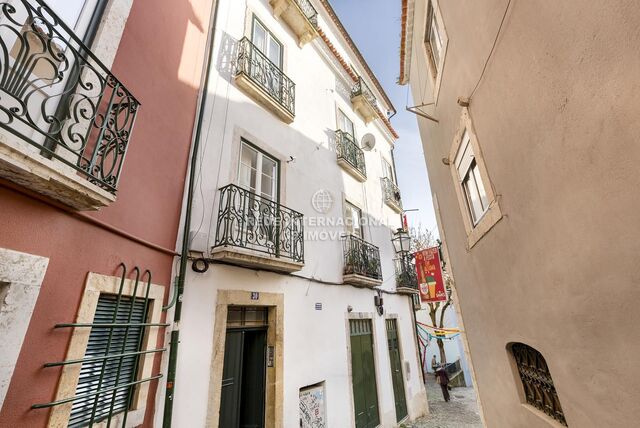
left=159, top=0, right=429, bottom=427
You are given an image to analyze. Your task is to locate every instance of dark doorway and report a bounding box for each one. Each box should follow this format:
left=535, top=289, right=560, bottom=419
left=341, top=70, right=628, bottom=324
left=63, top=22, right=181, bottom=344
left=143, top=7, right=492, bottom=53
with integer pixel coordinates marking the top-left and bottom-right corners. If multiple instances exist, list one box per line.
left=219, top=307, right=268, bottom=428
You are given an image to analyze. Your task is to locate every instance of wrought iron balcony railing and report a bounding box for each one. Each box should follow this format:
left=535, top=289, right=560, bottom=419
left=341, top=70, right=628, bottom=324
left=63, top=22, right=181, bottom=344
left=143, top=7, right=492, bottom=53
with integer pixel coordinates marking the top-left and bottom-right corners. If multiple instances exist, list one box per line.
left=382, top=177, right=402, bottom=210
left=343, top=234, right=382, bottom=281
left=335, top=130, right=366, bottom=178
left=351, top=77, right=377, bottom=109
left=214, top=184, right=304, bottom=263
left=294, top=0, right=318, bottom=28
left=236, top=37, right=295, bottom=117
left=395, top=257, right=418, bottom=291
left=0, top=0, right=139, bottom=193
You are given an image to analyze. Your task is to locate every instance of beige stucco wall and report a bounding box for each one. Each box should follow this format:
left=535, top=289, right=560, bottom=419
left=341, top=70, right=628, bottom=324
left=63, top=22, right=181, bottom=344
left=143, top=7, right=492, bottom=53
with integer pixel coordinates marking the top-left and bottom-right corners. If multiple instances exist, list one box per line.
left=407, top=0, right=640, bottom=427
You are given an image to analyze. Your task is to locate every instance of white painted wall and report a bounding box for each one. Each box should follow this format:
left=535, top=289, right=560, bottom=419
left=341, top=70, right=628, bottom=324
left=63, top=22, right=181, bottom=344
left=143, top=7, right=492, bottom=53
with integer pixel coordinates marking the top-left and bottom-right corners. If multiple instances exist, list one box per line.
left=167, top=0, right=428, bottom=426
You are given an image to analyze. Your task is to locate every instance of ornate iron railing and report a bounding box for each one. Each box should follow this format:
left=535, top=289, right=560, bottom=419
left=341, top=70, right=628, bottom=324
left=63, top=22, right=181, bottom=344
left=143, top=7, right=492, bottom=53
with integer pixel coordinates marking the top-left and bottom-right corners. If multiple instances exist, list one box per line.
left=214, top=184, right=304, bottom=263
left=394, top=256, right=417, bottom=290
left=382, top=177, right=402, bottom=209
left=294, top=0, right=318, bottom=28
left=351, top=77, right=377, bottom=109
left=0, top=0, right=139, bottom=193
left=235, top=37, right=295, bottom=117
left=512, top=343, right=567, bottom=426
left=335, top=130, right=366, bottom=177
left=343, top=234, right=382, bottom=280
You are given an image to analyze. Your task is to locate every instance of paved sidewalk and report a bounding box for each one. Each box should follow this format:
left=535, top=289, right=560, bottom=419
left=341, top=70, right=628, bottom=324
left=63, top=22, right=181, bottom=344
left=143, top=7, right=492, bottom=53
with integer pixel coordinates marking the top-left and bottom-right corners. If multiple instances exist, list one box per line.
left=404, top=377, right=483, bottom=428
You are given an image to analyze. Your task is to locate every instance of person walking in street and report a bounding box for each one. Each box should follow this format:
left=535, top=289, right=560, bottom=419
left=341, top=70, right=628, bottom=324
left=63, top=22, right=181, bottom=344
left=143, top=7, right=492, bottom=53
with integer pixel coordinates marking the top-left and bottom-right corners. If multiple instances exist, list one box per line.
left=435, top=365, right=450, bottom=402
left=431, top=355, right=438, bottom=377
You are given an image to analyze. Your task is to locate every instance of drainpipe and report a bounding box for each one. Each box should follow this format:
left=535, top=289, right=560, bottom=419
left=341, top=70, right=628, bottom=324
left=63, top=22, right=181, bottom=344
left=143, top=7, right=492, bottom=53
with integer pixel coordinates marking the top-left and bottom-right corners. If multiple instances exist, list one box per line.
left=162, top=0, right=220, bottom=426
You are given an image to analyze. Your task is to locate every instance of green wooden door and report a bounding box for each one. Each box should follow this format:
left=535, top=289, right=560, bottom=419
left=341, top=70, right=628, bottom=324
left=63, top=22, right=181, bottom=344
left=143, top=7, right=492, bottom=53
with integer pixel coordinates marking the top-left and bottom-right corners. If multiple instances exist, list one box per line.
left=386, top=319, right=408, bottom=421
left=350, top=319, right=380, bottom=428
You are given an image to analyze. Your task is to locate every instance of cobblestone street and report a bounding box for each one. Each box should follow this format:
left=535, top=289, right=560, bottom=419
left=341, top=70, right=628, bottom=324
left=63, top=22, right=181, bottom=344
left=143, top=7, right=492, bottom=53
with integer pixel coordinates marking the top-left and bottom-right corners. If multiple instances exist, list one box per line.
left=405, top=378, right=483, bottom=428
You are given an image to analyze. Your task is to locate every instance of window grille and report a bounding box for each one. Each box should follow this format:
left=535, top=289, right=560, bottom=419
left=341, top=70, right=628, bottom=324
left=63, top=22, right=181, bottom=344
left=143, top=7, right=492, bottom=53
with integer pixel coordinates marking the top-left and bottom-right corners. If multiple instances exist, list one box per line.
left=511, top=343, right=567, bottom=426
left=32, top=265, right=167, bottom=427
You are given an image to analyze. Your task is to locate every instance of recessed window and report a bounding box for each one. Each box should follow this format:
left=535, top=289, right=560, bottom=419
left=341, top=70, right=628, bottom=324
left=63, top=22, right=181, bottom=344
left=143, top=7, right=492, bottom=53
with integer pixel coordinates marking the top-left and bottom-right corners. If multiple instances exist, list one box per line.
left=238, top=140, right=279, bottom=201
left=511, top=343, right=567, bottom=426
left=252, top=16, right=283, bottom=67
left=424, top=0, right=444, bottom=76
left=454, top=130, right=489, bottom=224
left=69, top=294, right=147, bottom=427
left=337, top=109, right=356, bottom=142
left=344, top=201, right=363, bottom=238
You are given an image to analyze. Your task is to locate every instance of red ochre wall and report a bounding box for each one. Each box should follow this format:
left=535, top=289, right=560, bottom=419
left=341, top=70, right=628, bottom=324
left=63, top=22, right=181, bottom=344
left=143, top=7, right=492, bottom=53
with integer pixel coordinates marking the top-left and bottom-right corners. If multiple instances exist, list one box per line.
left=0, top=0, right=213, bottom=425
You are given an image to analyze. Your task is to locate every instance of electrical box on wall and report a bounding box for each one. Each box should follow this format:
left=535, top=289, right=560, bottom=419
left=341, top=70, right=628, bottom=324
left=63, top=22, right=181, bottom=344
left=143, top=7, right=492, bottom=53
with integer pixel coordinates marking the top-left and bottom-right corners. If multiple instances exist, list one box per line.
left=188, top=230, right=208, bottom=253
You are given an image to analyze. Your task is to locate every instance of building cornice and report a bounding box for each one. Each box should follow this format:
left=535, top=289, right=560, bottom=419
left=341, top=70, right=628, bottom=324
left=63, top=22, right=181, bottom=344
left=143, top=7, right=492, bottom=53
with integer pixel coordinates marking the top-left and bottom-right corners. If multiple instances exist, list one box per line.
left=399, top=0, right=415, bottom=85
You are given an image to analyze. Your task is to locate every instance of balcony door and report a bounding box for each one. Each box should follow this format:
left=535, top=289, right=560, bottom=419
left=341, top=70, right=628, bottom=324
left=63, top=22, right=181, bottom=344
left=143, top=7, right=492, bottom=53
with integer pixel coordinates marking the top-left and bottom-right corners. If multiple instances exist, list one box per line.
left=47, top=0, right=101, bottom=41
left=344, top=201, right=363, bottom=239
left=251, top=17, right=283, bottom=100
left=238, top=140, right=280, bottom=255
left=337, top=109, right=356, bottom=142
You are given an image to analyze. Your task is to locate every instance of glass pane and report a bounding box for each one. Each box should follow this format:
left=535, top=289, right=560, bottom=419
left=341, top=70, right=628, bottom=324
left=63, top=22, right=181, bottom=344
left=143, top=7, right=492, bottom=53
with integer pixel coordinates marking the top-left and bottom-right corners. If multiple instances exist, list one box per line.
left=268, top=37, right=281, bottom=66
left=464, top=167, right=485, bottom=223
left=239, top=144, right=258, bottom=192
left=430, top=15, right=442, bottom=65
left=345, top=203, right=362, bottom=237
left=260, top=156, right=277, bottom=200
left=47, top=0, right=86, bottom=29
left=472, top=164, right=489, bottom=211
left=244, top=307, right=268, bottom=326
left=252, top=20, right=267, bottom=52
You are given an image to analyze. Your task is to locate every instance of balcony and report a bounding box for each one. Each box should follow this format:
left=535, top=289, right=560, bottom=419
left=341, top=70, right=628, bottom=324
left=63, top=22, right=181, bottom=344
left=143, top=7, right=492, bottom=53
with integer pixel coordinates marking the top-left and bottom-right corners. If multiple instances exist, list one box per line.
left=235, top=37, right=295, bottom=123
left=335, top=130, right=366, bottom=182
left=270, top=0, right=319, bottom=47
left=342, top=235, right=382, bottom=287
left=350, top=77, right=378, bottom=124
left=0, top=0, right=139, bottom=210
left=394, top=257, right=419, bottom=295
left=382, top=177, right=403, bottom=213
left=212, top=184, right=304, bottom=273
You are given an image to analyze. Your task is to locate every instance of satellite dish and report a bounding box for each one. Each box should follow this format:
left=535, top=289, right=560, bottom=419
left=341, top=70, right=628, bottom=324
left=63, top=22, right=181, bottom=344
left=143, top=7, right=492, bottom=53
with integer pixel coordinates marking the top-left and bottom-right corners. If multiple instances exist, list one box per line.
left=361, top=133, right=376, bottom=151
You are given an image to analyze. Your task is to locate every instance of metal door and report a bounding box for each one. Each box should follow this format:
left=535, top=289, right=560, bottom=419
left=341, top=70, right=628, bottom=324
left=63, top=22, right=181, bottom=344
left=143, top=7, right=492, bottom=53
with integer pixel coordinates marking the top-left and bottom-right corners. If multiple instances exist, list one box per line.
left=349, top=319, right=380, bottom=428
left=386, top=319, right=408, bottom=421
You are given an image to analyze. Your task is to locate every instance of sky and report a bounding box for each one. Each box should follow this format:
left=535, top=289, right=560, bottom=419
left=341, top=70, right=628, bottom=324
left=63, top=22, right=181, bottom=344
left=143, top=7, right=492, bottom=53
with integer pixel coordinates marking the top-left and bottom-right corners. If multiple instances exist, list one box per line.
left=330, top=0, right=438, bottom=235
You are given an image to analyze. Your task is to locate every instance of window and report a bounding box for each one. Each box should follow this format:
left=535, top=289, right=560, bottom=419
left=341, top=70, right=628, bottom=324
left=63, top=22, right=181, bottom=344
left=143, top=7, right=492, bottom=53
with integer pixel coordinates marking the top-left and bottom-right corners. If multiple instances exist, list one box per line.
left=68, top=294, right=147, bottom=427
left=47, top=0, right=105, bottom=42
left=252, top=16, right=283, bottom=67
left=238, top=141, right=279, bottom=201
left=454, top=130, right=489, bottom=224
left=337, top=109, right=355, bottom=141
left=424, top=0, right=444, bottom=76
left=344, top=201, right=363, bottom=238
left=382, top=159, right=395, bottom=183
left=511, top=343, right=567, bottom=426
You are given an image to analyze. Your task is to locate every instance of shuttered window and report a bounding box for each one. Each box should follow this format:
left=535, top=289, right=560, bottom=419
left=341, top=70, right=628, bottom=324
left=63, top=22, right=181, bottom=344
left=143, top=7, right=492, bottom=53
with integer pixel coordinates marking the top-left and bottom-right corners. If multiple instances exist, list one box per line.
left=68, top=294, right=147, bottom=427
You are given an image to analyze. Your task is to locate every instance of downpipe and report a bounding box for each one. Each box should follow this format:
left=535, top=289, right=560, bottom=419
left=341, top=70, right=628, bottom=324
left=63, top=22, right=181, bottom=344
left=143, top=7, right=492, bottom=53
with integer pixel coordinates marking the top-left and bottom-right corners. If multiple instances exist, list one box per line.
left=162, top=0, right=220, bottom=425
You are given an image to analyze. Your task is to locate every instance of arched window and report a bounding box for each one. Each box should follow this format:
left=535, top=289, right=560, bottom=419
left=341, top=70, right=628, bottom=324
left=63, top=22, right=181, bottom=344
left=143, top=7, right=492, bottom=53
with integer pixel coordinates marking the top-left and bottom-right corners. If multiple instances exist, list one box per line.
left=510, top=343, right=567, bottom=426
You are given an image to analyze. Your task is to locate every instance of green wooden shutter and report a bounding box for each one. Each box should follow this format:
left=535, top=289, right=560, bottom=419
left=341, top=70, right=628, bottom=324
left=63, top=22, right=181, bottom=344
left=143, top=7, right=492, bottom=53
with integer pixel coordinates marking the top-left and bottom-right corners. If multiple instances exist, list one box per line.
left=386, top=319, right=408, bottom=421
left=68, top=294, right=146, bottom=427
left=350, top=319, right=380, bottom=428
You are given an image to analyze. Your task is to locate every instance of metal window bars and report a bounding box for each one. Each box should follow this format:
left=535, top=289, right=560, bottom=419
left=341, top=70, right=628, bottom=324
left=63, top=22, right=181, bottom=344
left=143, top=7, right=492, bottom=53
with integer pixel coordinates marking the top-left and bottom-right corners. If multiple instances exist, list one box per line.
left=214, top=184, right=305, bottom=263
left=350, top=77, right=377, bottom=110
left=511, top=343, right=567, bottom=426
left=343, top=234, right=382, bottom=280
left=32, top=264, right=167, bottom=427
left=335, top=129, right=366, bottom=178
left=293, top=0, right=318, bottom=28
left=235, top=37, right=295, bottom=117
left=0, top=0, right=140, bottom=193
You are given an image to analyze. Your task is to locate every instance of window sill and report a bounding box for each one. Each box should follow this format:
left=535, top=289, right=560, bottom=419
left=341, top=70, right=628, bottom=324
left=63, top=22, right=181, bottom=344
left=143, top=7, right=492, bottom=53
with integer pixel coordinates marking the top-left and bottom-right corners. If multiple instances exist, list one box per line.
left=521, top=403, right=567, bottom=428
left=0, top=133, right=116, bottom=211
left=466, top=201, right=502, bottom=249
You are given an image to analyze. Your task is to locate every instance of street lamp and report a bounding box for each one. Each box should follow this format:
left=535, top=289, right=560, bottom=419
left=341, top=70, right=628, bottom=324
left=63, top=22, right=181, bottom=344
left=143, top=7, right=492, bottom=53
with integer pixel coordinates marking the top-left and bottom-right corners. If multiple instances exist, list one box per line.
left=391, top=227, right=411, bottom=256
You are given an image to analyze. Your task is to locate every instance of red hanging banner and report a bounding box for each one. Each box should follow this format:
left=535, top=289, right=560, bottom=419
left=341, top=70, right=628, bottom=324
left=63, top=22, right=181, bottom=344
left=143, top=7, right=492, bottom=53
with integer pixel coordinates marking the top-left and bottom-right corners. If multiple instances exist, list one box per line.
left=415, top=247, right=447, bottom=303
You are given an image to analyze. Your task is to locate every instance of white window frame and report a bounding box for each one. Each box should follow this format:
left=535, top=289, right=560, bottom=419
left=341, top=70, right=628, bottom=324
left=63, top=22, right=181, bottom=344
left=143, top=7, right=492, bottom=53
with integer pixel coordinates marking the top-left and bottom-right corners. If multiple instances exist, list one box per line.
left=344, top=200, right=364, bottom=239
left=337, top=108, right=356, bottom=142
left=423, top=0, right=448, bottom=103
left=449, top=108, right=502, bottom=248
left=238, top=140, right=279, bottom=202
left=454, top=130, right=489, bottom=224
left=382, top=158, right=395, bottom=183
